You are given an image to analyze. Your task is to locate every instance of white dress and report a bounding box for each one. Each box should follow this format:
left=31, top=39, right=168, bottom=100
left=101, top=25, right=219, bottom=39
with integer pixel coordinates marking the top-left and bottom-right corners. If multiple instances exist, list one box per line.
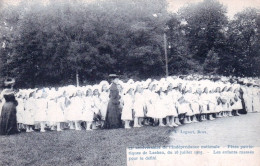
left=133, top=92, right=145, bottom=117
left=121, top=94, right=134, bottom=120
left=154, top=93, right=168, bottom=118
left=176, top=101, right=192, bottom=115
left=221, top=92, right=232, bottom=112
left=165, top=91, right=178, bottom=116
left=24, top=98, right=36, bottom=125
left=207, top=93, right=217, bottom=113
left=185, top=93, right=200, bottom=114
left=200, top=93, right=210, bottom=113
left=172, top=90, right=182, bottom=115
left=34, top=98, right=48, bottom=122
left=99, top=92, right=109, bottom=120
left=142, top=89, right=150, bottom=116
left=252, top=87, right=260, bottom=112
left=146, top=91, right=157, bottom=118
left=92, top=96, right=101, bottom=115
left=64, top=97, right=71, bottom=121
left=215, top=93, right=223, bottom=113
left=16, top=98, right=25, bottom=124
left=55, top=97, right=66, bottom=122
left=242, top=86, right=253, bottom=112
left=232, top=92, right=243, bottom=110
left=67, top=96, right=85, bottom=121
left=47, top=99, right=58, bottom=123
left=82, top=96, right=94, bottom=122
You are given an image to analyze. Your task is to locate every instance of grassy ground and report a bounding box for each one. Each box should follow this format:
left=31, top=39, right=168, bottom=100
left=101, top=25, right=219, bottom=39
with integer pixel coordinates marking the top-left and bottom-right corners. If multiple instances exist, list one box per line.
left=0, top=126, right=172, bottom=166
left=0, top=113, right=259, bottom=166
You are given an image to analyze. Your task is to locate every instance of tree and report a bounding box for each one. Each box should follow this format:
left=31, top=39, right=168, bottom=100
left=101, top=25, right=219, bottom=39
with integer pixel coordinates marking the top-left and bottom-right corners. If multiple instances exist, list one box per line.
left=0, top=0, right=170, bottom=87
left=226, top=8, right=260, bottom=77
left=179, top=0, right=228, bottom=66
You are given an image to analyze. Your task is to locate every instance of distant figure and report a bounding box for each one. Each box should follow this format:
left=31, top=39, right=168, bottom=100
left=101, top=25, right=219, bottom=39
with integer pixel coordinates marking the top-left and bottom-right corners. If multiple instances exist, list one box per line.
left=105, top=75, right=122, bottom=129
left=0, top=89, right=19, bottom=135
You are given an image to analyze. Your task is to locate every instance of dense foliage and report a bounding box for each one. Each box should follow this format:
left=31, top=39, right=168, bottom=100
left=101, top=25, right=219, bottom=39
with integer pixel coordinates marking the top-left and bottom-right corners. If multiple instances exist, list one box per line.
left=0, top=0, right=259, bottom=88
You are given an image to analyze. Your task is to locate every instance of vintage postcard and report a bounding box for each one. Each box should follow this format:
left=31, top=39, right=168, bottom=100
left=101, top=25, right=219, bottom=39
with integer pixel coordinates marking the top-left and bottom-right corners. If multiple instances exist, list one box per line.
left=0, top=0, right=259, bottom=165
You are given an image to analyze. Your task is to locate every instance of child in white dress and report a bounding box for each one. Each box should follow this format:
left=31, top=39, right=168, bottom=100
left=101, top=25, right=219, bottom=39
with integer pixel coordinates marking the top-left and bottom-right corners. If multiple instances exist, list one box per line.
left=82, top=88, right=95, bottom=130
left=185, top=87, right=200, bottom=123
left=215, top=87, right=223, bottom=118
left=56, top=93, right=66, bottom=131
left=67, top=90, right=85, bottom=130
left=226, top=87, right=234, bottom=117
left=165, top=84, right=179, bottom=127
left=133, top=84, right=146, bottom=127
left=176, top=95, right=192, bottom=124
left=24, top=91, right=37, bottom=132
left=207, top=89, right=217, bottom=120
left=92, top=88, right=101, bottom=130
left=252, top=86, right=260, bottom=112
left=177, top=86, right=191, bottom=124
left=121, top=86, right=134, bottom=129
left=16, top=93, right=25, bottom=131
left=34, top=90, right=48, bottom=132
left=145, top=83, right=158, bottom=125
left=99, top=82, right=109, bottom=128
left=199, top=87, right=210, bottom=121
left=154, top=87, right=168, bottom=126
left=142, top=83, right=152, bottom=125
left=231, top=86, right=243, bottom=115
left=242, top=85, right=253, bottom=113
left=47, top=94, right=59, bottom=131
left=220, top=86, right=231, bottom=117
left=118, top=84, right=124, bottom=112
left=172, top=87, right=182, bottom=125
left=65, top=92, right=75, bottom=130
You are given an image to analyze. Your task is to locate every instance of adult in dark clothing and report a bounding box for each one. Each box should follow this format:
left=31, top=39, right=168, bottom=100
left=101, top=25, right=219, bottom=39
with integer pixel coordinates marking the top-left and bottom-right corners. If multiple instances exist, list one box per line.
left=105, top=76, right=122, bottom=129
left=0, top=89, right=19, bottom=135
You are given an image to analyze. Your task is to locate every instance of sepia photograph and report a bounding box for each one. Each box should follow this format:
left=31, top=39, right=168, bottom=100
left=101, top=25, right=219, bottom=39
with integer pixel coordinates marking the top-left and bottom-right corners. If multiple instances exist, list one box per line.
left=0, top=0, right=259, bottom=165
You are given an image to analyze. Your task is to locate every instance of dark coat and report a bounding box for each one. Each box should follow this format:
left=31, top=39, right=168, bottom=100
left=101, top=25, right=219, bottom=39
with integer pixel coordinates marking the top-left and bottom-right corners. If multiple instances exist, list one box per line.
left=105, top=83, right=122, bottom=129
left=0, top=94, right=18, bottom=135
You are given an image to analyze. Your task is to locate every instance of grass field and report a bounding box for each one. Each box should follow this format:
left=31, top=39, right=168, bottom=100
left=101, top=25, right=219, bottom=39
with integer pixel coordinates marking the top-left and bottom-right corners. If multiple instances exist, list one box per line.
left=0, top=126, right=172, bottom=166
left=1, top=113, right=259, bottom=166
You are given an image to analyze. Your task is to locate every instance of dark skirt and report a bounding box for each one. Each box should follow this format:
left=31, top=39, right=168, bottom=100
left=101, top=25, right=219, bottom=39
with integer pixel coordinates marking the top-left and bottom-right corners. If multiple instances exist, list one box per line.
left=0, top=102, right=18, bottom=135
left=105, top=100, right=122, bottom=129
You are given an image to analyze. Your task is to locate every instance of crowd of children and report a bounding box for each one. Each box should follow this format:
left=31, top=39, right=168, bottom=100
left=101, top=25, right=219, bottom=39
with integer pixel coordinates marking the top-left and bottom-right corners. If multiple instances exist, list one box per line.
left=0, top=75, right=259, bottom=132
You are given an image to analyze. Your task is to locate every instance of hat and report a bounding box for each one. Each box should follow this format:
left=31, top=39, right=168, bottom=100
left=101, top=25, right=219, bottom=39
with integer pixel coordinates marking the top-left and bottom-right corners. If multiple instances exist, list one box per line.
left=123, top=84, right=135, bottom=94
left=134, top=81, right=141, bottom=87
left=159, top=78, right=166, bottom=84
left=4, top=78, right=15, bottom=87
left=127, top=79, right=135, bottom=84
left=36, top=90, right=43, bottom=98
left=166, top=77, right=174, bottom=83
left=109, top=74, right=119, bottom=78
left=99, top=80, right=109, bottom=86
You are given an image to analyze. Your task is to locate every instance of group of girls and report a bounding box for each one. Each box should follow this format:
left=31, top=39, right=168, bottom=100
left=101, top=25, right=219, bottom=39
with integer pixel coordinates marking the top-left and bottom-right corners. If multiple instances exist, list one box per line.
left=120, top=77, right=259, bottom=128
left=13, top=81, right=110, bottom=132
left=0, top=75, right=259, bottom=132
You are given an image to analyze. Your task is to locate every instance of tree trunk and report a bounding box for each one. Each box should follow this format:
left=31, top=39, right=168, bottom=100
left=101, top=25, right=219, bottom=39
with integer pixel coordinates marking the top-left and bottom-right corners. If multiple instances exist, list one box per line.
left=76, top=70, right=79, bottom=87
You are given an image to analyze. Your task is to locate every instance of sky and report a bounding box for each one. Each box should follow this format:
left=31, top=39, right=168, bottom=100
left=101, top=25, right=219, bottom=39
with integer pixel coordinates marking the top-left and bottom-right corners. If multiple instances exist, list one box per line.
left=168, top=0, right=260, bottom=19
left=1, top=0, right=260, bottom=19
